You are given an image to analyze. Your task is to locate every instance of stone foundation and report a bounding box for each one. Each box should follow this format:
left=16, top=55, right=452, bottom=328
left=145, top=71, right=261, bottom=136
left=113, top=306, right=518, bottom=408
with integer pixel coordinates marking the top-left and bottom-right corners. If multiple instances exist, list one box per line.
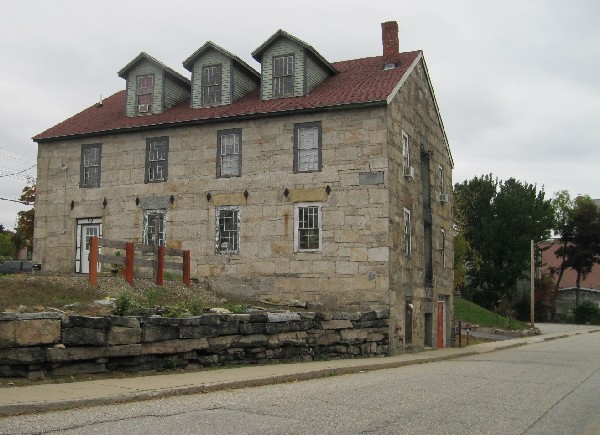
left=0, top=310, right=389, bottom=379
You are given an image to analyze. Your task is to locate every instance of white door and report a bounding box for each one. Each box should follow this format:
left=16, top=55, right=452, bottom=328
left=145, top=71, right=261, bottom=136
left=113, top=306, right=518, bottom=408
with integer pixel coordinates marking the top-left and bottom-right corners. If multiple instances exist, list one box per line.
left=79, top=223, right=101, bottom=274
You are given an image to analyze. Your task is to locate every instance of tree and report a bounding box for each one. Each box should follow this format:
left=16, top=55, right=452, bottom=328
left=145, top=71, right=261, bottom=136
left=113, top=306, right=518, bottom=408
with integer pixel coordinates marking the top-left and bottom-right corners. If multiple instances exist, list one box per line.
left=0, top=232, right=15, bottom=261
left=454, top=175, right=554, bottom=309
left=552, top=193, right=600, bottom=306
left=15, top=183, right=35, bottom=256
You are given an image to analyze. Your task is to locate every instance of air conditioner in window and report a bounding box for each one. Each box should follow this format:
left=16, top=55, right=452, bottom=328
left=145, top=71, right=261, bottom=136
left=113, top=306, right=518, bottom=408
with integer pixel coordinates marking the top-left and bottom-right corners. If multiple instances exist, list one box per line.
left=439, top=193, right=449, bottom=204
left=403, top=166, right=415, bottom=179
left=137, top=104, right=149, bottom=113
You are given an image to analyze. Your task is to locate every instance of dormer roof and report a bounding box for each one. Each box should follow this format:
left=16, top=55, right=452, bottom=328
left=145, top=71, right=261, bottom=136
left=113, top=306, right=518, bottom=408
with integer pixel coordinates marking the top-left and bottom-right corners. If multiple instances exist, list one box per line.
left=251, top=29, right=337, bottom=75
left=118, top=52, right=190, bottom=87
left=182, top=41, right=260, bottom=79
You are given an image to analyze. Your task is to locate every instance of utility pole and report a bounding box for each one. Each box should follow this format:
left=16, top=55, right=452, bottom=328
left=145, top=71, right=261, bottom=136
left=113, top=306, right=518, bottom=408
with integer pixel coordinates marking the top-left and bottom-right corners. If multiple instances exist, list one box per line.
left=530, top=240, right=535, bottom=328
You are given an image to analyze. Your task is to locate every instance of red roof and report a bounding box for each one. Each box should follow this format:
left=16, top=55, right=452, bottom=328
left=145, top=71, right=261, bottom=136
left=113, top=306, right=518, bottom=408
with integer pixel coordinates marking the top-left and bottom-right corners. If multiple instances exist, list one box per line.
left=33, top=52, right=421, bottom=141
left=540, top=240, right=600, bottom=290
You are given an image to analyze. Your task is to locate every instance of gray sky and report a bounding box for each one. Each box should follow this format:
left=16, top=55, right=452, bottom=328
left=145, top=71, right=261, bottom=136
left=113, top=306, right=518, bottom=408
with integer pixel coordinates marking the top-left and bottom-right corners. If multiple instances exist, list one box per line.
left=1, top=0, right=599, bottom=230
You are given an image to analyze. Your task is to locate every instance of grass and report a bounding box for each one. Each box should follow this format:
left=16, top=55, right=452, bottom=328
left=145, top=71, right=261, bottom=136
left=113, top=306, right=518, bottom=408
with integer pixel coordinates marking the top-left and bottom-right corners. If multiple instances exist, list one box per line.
left=0, top=274, right=222, bottom=315
left=455, top=298, right=528, bottom=330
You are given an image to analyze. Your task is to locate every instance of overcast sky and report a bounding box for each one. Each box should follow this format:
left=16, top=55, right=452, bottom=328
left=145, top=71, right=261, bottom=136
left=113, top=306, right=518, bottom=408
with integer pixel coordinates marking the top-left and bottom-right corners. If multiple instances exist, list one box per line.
left=1, top=0, right=598, bottom=230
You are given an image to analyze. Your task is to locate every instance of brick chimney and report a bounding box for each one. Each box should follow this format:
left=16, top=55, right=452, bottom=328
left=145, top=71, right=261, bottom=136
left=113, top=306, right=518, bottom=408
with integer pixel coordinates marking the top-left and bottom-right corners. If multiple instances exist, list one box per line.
left=382, top=21, right=399, bottom=67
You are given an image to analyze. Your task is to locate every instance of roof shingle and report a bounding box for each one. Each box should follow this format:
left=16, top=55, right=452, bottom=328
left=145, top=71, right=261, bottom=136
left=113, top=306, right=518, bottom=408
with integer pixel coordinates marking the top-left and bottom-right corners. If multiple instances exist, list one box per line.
left=34, top=51, right=420, bottom=142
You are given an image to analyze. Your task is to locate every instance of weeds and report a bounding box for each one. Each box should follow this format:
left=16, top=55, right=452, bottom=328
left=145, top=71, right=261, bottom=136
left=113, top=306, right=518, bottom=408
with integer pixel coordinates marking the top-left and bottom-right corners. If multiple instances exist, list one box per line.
left=114, top=290, right=138, bottom=316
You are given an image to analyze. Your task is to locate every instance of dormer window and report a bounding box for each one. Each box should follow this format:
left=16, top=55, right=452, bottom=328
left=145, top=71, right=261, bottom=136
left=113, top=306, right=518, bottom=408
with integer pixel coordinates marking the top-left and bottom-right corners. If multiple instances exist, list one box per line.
left=202, top=65, right=222, bottom=106
left=136, top=75, right=154, bottom=114
left=273, top=55, right=294, bottom=97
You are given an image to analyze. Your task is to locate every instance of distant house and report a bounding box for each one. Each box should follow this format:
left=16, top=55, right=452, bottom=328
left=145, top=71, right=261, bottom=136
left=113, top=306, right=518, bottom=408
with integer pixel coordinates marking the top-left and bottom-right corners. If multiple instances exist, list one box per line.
left=32, top=22, right=454, bottom=352
left=539, top=239, right=600, bottom=316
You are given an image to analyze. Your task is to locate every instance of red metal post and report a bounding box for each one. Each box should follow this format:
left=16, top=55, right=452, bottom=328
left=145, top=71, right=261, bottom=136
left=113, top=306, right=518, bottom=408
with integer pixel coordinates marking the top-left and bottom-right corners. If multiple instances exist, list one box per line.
left=183, top=250, right=191, bottom=287
left=125, top=242, right=134, bottom=285
left=156, top=246, right=165, bottom=286
left=89, top=236, right=98, bottom=286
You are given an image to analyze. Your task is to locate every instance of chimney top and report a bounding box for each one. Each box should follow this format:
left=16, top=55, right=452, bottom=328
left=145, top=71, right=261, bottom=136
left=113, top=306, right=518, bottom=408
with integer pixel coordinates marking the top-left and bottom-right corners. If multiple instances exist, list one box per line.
left=381, top=21, right=399, bottom=69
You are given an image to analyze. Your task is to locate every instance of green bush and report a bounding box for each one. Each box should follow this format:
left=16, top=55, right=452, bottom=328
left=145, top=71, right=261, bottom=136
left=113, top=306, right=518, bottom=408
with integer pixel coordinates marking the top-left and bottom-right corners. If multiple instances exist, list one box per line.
left=114, top=290, right=138, bottom=316
left=573, top=300, right=600, bottom=325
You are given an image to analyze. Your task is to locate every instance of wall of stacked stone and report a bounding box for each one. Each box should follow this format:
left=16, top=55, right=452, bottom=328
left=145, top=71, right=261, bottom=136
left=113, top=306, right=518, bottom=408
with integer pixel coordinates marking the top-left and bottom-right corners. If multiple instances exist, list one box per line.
left=0, top=309, right=389, bottom=379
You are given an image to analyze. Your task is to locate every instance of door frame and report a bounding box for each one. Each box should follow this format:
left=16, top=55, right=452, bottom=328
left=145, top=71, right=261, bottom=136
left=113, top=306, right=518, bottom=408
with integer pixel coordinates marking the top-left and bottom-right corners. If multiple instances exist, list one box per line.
left=437, top=298, right=446, bottom=348
left=76, top=218, right=102, bottom=273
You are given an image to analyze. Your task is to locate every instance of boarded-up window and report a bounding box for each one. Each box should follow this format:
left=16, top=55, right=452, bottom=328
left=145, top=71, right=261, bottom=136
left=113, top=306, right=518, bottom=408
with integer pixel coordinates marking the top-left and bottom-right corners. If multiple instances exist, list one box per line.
left=146, top=137, right=169, bottom=183
left=202, top=65, right=222, bottom=106
left=143, top=210, right=166, bottom=247
left=136, top=75, right=154, bottom=113
left=273, top=55, right=294, bottom=97
left=80, top=144, right=101, bottom=188
left=294, top=122, right=322, bottom=173
left=217, top=129, right=242, bottom=177
left=404, top=208, right=412, bottom=255
left=216, top=206, right=240, bottom=254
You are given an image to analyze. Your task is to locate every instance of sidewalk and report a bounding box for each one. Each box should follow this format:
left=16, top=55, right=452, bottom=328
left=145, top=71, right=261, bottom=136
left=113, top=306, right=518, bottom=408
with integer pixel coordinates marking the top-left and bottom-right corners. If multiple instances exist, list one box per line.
left=0, top=328, right=597, bottom=417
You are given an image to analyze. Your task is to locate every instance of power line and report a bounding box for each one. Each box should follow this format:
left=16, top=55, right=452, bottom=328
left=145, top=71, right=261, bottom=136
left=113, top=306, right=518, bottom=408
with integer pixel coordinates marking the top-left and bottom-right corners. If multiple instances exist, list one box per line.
left=0, top=197, right=30, bottom=205
left=0, top=147, right=36, bottom=163
left=0, top=164, right=36, bottom=178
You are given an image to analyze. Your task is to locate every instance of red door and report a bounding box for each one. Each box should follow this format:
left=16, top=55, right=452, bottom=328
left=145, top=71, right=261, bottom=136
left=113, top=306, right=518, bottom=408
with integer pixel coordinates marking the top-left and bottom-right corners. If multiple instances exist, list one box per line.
left=437, top=301, right=445, bottom=348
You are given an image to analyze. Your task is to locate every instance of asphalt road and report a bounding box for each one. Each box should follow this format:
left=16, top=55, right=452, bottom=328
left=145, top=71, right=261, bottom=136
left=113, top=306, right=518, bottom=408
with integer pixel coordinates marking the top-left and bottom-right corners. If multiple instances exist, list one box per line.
left=1, top=331, right=599, bottom=435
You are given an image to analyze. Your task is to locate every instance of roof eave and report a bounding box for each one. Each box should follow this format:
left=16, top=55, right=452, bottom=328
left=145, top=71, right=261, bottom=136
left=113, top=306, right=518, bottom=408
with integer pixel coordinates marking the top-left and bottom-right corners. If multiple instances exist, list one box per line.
left=33, top=100, right=387, bottom=144
left=386, top=52, right=454, bottom=169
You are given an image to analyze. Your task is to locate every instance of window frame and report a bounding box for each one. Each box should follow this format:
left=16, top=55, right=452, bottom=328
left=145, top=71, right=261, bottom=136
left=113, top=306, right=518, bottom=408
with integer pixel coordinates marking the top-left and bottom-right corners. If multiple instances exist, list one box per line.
left=215, top=206, right=240, bottom=255
left=136, top=74, right=154, bottom=114
left=143, top=209, right=166, bottom=248
left=145, top=136, right=169, bottom=183
left=293, top=121, right=322, bottom=173
left=79, top=143, right=102, bottom=188
left=272, top=54, right=294, bottom=98
left=202, top=64, right=222, bottom=106
left=294, top=202, right=322, bottom=253
left=438, top=164, right=444, bottom=194
left=404, top=208, right=412, bottom=256
left=440, top=228, right=446, bottom=268
left=216, top=128, right=242, bottom=178
left=402, top=130, right=410, bottom=170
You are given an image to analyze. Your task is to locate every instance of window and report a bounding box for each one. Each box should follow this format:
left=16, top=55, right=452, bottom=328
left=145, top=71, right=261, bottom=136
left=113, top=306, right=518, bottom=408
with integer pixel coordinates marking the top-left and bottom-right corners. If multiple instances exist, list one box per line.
left=143, top=210, right=166, bottom=247
left=295, top=203, right=322, bottom=252
left=438, top=164, right=444, bottom=194
left=146, top=137, right=169, bottom=183
left=404, top=208, right=411, bottom=256
left=216, top=206, right=240, bottom=254
left=202, top=64, right=222, bottom=106
left=440, top=229, right=446, bottom=267
left=273, top=55, right=294, bottom=97
left=80, top=144, right=101, bottom=188
left=217, top=129, right=242, bottom=177
left=136, top=75, right=154, bottom=114
left=294, top=122, right=322, bottom=173
left=402, top=131, right=410, bottom=169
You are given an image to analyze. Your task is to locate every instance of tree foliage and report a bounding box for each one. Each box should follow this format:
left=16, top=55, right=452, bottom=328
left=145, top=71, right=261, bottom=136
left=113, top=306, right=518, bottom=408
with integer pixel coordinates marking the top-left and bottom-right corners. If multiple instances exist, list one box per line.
left=15, top=183, right=35, bottom=254
left=551, top=192, right=600, bottom=306
left=454, top=175, right=554, bottom=309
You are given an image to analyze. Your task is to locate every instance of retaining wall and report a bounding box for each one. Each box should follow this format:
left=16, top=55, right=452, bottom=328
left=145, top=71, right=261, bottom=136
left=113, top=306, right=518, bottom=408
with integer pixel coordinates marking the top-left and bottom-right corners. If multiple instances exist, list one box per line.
left=0, top=309, right=389, bottom=379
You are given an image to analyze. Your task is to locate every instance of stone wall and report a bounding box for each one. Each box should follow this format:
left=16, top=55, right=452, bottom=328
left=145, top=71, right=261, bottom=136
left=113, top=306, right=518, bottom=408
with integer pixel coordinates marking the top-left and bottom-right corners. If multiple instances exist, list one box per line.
left=0, top=309, right=389, bottom=379
left=33, top=107, right=391, bottom=311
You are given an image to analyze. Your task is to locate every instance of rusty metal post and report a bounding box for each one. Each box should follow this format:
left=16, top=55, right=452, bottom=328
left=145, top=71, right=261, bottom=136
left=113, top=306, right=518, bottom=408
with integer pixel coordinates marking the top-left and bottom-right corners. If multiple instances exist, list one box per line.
left=125, top=242, right=134, bottom=285
left=183, top=250, right=191, bottom=287
left=156, top=246, right=165, bottom=286
left=89, top=236, right=98, bottom=286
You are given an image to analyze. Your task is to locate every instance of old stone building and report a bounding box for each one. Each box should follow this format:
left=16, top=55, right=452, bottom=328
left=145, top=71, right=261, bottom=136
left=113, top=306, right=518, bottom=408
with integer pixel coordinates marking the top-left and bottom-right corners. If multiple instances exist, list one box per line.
left=33, top=22, right=454, bottom=352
